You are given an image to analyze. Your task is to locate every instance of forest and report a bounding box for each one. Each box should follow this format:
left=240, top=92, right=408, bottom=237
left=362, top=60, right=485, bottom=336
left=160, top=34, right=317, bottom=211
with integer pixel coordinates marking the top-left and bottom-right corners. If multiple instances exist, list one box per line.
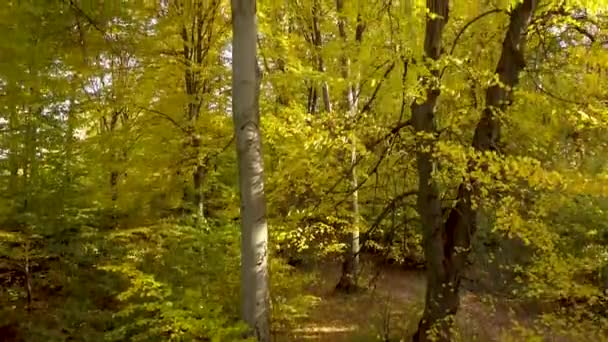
left=1, top=0, right=607, bottom=341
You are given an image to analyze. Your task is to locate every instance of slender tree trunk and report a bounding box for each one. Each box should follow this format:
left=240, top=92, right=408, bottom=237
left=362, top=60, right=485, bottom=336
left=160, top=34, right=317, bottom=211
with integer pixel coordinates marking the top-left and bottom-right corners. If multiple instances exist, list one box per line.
left=335, top=0, right=364, bottom=293
left=179, top=0, right=221, bottom=222
left=413, top=1, right=536, bottom=341
left=193, top=163, right=205, bottom=219
left=185, top=113, right=205, bottom=223
left=22, top=109, right=32, bottom=212
left=60, top=99, right=75, bottom=213
left=321, top=79, right=331, bottom=112
left=191, top=132, right=205, bottom=222
left=22, top=104, right=40, bottom=213
left=273, top=0, right=291, bottom=107
left=337, top=127, right=360, bottom=291
left=110, top=171, right=119, bottom=203
left=107, top=111, right=120, bottom=226
left=311, top=0, right=331, bottom=113
left=24, top=239, right=32, bottom=311
left=307, top=84, right=318, bottom=114
left=231, top=0, right=271, bottom=340
left=8, top=108, right=19, bottom=197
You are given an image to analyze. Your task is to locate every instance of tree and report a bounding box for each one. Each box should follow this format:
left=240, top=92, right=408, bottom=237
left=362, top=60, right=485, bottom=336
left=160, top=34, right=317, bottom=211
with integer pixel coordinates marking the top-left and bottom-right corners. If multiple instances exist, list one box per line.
left=173, top=0, right=224, bottom=221
left=231, top=0, right=271, bottom=340
left=409, top=0, right=450, bottom=340
left=413, top=0, right=537, bottom=340
left=335, top=0, right=365, bottom=292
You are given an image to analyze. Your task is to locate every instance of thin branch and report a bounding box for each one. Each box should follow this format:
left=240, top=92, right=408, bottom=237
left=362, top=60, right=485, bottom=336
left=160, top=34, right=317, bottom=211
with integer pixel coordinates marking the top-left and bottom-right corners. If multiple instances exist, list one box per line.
left=136, top=106, right=188, bottom=133
left=358, top=61, right=396, bottom=116
left=333, top=134, right=397, bottom=209
left=440, top=9, right=506, bottom=79
left=201, top=134, right=235, bottom=167
left=368, top=119, right=413, bottom=149
left=66, top=0, right=106, bottom=36
left=529, top=72, right=585, bottom=105
left=357, top=189, right=418, bottom=254
left=449, top=9, right=505, bottom=56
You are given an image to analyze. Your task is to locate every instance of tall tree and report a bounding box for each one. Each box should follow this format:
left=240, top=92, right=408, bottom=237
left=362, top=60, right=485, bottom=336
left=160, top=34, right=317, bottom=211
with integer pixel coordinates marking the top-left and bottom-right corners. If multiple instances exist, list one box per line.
left=231, top=0, right=271, bottom=340
left=175, top=0, right=223, bottom=221
left=410, top=0, right=450, bottom=340
left=335, top=0, right=365, bottom=292
left=413, top=0, right=538, bottom=340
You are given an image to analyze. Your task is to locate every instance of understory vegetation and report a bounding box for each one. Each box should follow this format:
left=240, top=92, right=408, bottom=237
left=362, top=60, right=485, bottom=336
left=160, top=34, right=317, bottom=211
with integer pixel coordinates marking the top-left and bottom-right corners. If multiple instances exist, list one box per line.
left=1, top=0, right=608, bottom=341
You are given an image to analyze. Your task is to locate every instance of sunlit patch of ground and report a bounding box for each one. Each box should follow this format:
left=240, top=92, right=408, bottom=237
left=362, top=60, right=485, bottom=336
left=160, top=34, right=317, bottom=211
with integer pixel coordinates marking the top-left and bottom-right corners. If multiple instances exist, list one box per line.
left=288, top=325, right=358, bottom=341
left=274, top=260, right=426, bottom=341
left=275, top=257, right=608, bottom=341
left=278, top=259, right=523, bottom=342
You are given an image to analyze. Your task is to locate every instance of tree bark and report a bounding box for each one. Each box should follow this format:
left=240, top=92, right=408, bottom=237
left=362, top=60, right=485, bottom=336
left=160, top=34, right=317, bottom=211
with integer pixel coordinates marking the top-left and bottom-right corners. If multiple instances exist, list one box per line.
left=190, top=132, right=206, bottom=222
left=413, top=1, right=537, bottom=341
left=311, top=0, right=331, bottom=113
left=410, top=0, right=450, bottom=341
left=193, top=164, right=205, bottom=219
left=60, top=98, right=76, bottom=214
left=335, top=0, right=364, bottom=293
left=8, top=107, right=19, bottom=197
left=231, top=0, right=271, bottom=340
left=107, top=109, right=121, bottom=226
left=179, top=0, right=221, bottom=222
left=307, top=84, right=318, bottom=114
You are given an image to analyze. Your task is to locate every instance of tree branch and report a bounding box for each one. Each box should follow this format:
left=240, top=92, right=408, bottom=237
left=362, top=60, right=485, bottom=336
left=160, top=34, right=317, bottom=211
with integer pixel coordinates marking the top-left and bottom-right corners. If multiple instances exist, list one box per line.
left=358, top=61, right=396, bottom=116
left=136, top=106, right=187, bottom=133
left=357, top=190, right=418, bottom=254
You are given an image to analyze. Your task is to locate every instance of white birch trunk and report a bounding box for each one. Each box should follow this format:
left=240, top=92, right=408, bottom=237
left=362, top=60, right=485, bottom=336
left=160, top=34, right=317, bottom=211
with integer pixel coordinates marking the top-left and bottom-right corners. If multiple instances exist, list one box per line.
left=231, top=0, right=271, bottom=340
left=336, top=0, right=361, bottom=291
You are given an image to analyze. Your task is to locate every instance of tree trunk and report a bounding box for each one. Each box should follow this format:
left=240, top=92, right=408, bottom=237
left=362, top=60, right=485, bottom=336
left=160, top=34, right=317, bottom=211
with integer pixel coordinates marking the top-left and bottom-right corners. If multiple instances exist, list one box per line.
left=311, top=0, right=331, bottom=113
left=231, top=0, right=271, bottom=340
left=273, top=0, right=291, bottom=107
left=193, top=163, right=205, bottom=220
left=410, top=0, right=450, bottom=341
left=335, top=0, right=364, bottom=293
left=191, top=132, right=205, bottom=222
left=185, top=108, right=205, bottom=222
left=110, top=171, right=119, bottom=203
left=413, top=1, right=536, bottom=341
left=60, top=99, right=75, bottom=214
left=179, top=0, right=220, bottom=221
left=107, top=111, right=120, bottom=226
left=307, top=84, right=318, bottom=114
left=8, top=108, right=19, bottom=197
left=22, top=109, right=33, bottom=212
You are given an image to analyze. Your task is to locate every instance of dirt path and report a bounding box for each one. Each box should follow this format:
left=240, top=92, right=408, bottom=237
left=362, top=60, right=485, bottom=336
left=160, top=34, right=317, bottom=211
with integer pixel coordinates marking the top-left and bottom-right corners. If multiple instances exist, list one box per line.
left=277, top=261, right=514, bottom=341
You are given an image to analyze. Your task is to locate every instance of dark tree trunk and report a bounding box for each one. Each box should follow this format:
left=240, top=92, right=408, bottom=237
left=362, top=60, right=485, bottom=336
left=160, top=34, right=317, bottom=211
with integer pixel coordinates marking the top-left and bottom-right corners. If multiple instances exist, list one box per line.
left=307, top=85, right=318, bottom=114
left=413, top=1, right=537, bottom=341
left=408, top=1, right=450, bottom=339
left=110, top=171, right=119, bottom=202
left=336, top=254, right=358, bottom=293
left=311, top=0, right=331, bottom=113
left=178, top=0, right=221, bottom=222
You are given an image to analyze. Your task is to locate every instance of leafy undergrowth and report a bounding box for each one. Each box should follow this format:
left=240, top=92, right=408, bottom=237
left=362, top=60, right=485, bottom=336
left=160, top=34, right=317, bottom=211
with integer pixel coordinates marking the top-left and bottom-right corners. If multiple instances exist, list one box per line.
left=0, top=221, right=251, bottom=341
left=1, top=225, right=606, bottom=341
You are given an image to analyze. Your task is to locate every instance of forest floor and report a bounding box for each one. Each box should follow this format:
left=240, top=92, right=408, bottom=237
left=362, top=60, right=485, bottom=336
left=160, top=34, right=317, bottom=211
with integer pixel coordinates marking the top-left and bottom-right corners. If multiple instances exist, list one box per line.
left=275, top=259, right=526, bottom=342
